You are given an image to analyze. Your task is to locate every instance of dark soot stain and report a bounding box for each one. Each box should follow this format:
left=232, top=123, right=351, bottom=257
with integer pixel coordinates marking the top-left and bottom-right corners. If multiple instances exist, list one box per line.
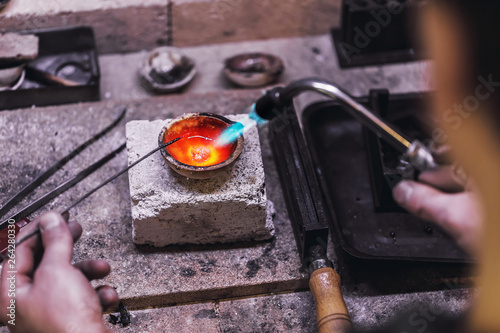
left=180, top=267, right=197, bottom=277
left=245, top=260, right=261, bottom=278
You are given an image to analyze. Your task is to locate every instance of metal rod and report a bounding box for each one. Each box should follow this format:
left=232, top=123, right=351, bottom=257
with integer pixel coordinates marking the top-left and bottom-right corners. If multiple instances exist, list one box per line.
left=276, top=78, right=411, bottom=153
left=25, top=67, right=81, bottom=87
left=10, top=137, right=182, bottom=251
left=0, top=107, right=126, bottom=219
left=0, top=144, right=126, bottom=228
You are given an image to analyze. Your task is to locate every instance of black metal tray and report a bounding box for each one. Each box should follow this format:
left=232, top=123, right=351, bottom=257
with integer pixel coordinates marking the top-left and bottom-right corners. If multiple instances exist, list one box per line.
left=0, top=26, right=100, bottom=110
left=331, top=0, right=427, bottom=68
left=302, top=92, right=470, bottom=263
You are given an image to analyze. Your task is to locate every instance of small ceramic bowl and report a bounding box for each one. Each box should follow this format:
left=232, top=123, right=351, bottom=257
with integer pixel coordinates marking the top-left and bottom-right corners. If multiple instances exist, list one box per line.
left=223, top=53, right=284, bottom=87
left=158, top=113, right=244, bottom=179
left=140, top=46, right=196, bottom=93
left=0, top=64, right=25, bottom=91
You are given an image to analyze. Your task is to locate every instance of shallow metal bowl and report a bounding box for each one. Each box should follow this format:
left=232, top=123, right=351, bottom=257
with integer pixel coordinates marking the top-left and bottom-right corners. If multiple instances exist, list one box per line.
left=140, top=47, right=196, bottom=93
left=223, top=53, right=284, bottom=87
left=158, top=113, right=244, bottom=179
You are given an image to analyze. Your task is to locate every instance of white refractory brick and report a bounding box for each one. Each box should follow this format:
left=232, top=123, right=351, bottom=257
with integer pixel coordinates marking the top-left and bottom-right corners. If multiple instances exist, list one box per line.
left=126, top=115, right=275, bottom=246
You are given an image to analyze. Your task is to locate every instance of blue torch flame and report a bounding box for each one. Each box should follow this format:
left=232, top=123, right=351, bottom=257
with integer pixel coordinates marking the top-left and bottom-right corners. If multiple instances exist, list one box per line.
left=215, top=104, right=267, bottom=146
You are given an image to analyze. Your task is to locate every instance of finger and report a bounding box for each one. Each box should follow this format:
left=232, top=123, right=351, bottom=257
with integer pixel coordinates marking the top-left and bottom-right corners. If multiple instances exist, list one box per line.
left=73, top=260, right=111, bottom=281
left=96, top=285, right=120, bottom=311
left=0, top=221, right=40, bottom=299
left=68, top=222, right=83, bottom=242
left=10, top=215, right=44, bottom=287
left=16, top=214, right=42, bottom=240
left=393, top=180, right=480, bottom=253
left=418, top=166, right=465, bottom=193
left=393, top=180, right=454, bottom=223
left=38, top=212, right=74, bottom=266
left=13, top=217, right=80, bottom=279
left=4, top=214, right=79, bottom=291
left=61, top=210, right=70, bottom=222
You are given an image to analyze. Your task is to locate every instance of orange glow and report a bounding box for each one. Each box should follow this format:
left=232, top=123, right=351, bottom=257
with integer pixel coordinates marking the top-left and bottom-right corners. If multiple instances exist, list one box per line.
left=163, top=115, right=237, bottom=167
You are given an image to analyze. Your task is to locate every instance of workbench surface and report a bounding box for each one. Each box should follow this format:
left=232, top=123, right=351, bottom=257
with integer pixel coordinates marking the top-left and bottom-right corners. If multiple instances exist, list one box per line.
left=0, top=34, right=473, bottom=332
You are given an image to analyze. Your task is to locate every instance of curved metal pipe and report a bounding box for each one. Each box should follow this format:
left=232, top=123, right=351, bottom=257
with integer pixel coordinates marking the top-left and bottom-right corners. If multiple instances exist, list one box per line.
left=257, top=77, right=437, bottom=171
left=278, top=78, right=411, bottom=153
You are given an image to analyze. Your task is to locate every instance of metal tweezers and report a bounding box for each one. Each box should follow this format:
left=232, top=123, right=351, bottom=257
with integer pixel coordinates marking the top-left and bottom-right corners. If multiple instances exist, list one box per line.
left=0, top=107, right=128, bottom=230
left=0, top=108, right=181, bottom=255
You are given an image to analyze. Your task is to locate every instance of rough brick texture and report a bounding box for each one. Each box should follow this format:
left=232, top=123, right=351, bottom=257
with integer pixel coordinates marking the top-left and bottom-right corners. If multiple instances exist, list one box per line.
left=126, top=115, right=275, bottom=246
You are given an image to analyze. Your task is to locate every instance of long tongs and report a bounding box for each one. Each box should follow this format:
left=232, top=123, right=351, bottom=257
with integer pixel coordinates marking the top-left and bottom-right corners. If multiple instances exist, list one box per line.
left=0, top=106, right=182, bottom=258
left=0, top=107, right=127, bottom=229
left=9, top=137, right=180, bottom=252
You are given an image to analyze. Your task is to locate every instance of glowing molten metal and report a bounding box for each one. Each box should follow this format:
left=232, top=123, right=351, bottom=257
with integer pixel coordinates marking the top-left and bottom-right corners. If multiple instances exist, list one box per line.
left=163, top=115, right=238, bottom=167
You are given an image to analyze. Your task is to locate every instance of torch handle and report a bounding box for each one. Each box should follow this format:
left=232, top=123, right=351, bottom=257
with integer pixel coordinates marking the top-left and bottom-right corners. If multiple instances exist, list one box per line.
left=309, top=267, right=352, bottom=333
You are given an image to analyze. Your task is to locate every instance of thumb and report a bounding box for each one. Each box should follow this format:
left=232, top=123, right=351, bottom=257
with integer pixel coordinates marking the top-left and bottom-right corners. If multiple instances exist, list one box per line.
left=393, top=180, right=481, bottom=254
left=39, top=212, right=74, bottom=266
left=393, top=180, right=455, bottom=225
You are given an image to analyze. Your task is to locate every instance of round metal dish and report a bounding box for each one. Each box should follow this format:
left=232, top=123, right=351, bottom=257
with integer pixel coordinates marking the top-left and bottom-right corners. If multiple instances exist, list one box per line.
left=140, top=47, right=196, bottom=93
left=158, top=113, right=244, bottom=179
left=223, top=53, right=284, bottom=87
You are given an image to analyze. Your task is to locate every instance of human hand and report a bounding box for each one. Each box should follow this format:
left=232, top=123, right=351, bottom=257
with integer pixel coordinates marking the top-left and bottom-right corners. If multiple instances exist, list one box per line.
left=0, top=212, right=119, bottom=333
left=393, top=169, right=482, bottom=254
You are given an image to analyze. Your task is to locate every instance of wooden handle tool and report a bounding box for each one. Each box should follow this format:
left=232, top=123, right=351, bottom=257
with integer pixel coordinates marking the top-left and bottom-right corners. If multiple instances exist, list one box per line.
left=309, top=263, right=352, bottom=333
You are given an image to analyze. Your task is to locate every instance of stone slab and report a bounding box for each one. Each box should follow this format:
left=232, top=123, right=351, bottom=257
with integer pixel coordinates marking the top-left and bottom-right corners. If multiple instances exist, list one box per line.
left=0, top=301, right=221, bottom=333
left=173, top=0, right=340, bottom=47
left=0, top=1, right=170, bottom=55
left=1, top=0, right=166, bottom=16
left=217, top=288, right=473, bottom=333
left=218, top=292, right=318, bottom=332
left=104, top=302, right=220, bottom=333
left=0, top=287, right=475, bottom=332
left=0, top=32, right=38, bottom=63
left=0, top=90, right=309, bottom=311
left=344, top=288, right=473, bottom=331
left=0, top=0, right=341, bottom=54
left=126, top=115, right=274, bottom=246
left=98, top=34, right=432, bottom=104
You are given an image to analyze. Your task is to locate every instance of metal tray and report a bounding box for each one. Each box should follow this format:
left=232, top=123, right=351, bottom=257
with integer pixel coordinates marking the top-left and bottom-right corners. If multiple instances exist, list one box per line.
left=0, top=26, right=100, bottom=110
left=302, top=93, right=470, bottom=263
left=331, top=0, right=427, bottom=68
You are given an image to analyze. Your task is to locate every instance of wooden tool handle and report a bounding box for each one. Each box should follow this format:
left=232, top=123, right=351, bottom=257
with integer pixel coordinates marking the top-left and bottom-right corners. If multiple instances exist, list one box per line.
left=309, top=267, right=352, bottom=333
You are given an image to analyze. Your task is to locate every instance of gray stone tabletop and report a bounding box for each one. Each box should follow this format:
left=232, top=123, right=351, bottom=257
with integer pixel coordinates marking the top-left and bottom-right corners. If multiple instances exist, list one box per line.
left=99, top=34, right=432, bottom=103
left=0, top=34, right=473, bottom=332
left=0, top=90, right=311, bottom=310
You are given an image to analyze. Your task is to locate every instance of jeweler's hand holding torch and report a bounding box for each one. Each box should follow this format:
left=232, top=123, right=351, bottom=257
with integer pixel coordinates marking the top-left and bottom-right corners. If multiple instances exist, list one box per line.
left=393, top=167, right=482, bottom=254
left=0, top=212, right=118, bottom=333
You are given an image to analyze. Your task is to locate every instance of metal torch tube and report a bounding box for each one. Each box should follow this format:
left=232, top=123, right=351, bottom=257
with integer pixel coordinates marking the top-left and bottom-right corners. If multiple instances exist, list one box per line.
left=276, top=78, right=412, bottom=153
